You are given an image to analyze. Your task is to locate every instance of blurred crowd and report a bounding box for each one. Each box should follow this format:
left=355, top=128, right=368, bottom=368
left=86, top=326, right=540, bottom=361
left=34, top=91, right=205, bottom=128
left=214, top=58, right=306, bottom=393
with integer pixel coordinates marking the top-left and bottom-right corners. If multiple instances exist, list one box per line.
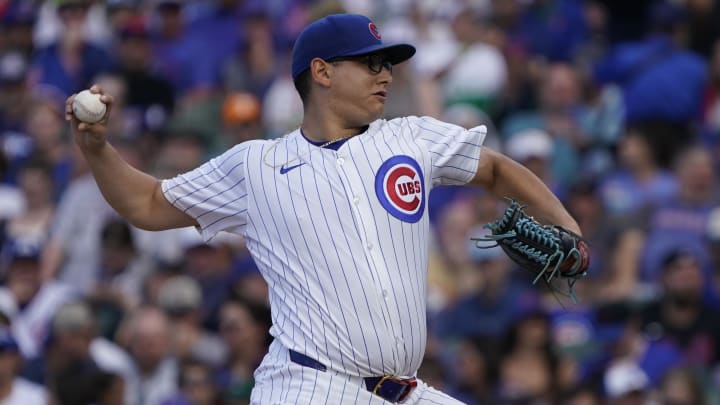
left=0, top=0, right=719, bottom=404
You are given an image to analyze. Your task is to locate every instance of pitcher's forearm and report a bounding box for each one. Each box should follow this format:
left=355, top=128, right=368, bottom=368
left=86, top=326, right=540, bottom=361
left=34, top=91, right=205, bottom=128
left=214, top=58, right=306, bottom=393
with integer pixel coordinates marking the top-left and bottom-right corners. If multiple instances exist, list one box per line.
left=495, top=160, right=576, bottom=229
left=82, top=142, right=159, bottom=226
left=472, top=148, right=580, bottom=234
left=82, top=142, right=195, bottom=230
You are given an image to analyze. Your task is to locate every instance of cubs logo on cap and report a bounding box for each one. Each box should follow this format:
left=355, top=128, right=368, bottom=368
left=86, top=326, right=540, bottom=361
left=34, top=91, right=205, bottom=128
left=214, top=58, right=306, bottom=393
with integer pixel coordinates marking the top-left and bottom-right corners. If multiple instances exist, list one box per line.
left=375, top=156, right=425, bottom=223
left=368, top=22, right=381, bottom=40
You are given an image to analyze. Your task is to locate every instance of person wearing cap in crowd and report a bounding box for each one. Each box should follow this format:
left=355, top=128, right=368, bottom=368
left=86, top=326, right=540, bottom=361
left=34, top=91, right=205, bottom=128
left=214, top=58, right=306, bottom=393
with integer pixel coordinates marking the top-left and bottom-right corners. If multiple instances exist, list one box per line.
left=593, top=1, right=708, bottom=125
left=115, top=14, right=175, bottom=133
left=220, top=7, right=279, bottom=99
left=117, top=306, right=178, bottom=405
left=0, top=149, right=23, bottom=221
left=150, top=0, right=222, bottom=100
left=602, top=360, right=651, bottom=405
left=221, top=91, right=265, bottom=147
left=175, top=227, right=238, bottom=332
left=106, top=0, right=142, bottom=40
left=638, top=248, right=720, bottom=371
left=0, top=328, right=48, bottom=405
left=0, top=50, right=33, bottom=134
left=31, top=0, right=115, bottom=97
left=433, top=224, right=539, bottom=340
left=496, top=308, right=563, bottom=403
left=597, top=121, right=679, bottom=217
left=0, top=1, right=36, bottom=56
left=91, top=218, right=150, bottom=318
left=67, top=12, right=581, bottom=404
left=0, top=159, right=55, bottom=253
left=637, top=144, right=719, bottom=283
left=658, top=367, right=707, bottom=405
left=0, top=240, right=75, bottom=359
left=156, top=275, right=227, bottom=368
left=160, top=358, right=218, bottom=405
left=214, top=297, right=272, bottom=404
left=503, top=128, right=561, bottom=195
left=37, top=301, right=135, bottom=405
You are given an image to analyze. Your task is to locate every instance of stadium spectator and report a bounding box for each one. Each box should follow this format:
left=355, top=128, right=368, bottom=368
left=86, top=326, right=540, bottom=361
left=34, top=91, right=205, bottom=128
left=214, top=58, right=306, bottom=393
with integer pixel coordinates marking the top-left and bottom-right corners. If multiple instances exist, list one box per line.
left=118, top=306, right=178, bottom=405
left=0, top=327, right=47, bottom=404
left=214, top=297, right=271, bottom=405
left=497, top=310, right=562, bottom=403
left=220, top=91, right=264, bottom=148
left=176, top=228, right=236, bottom=332
left=638, top=145, right=719, bottom=282
left=0, top=50, right=32, bottom=134
left=503, top=62, right=591, bottom=188
left=52, top=368, right=125, bottom=405
left=156, top=275, right=226, bottom=367
left=658, top=367, right=707, bottom=405
left=115, top=16, right=175, bottom=134
left=0, top=160, right=55, bottom=253
left=31, top=0, right=114, bottom=97
left=161, top=359, right=218, bottom=405
left=598, top=122, right=678, bottom=216
left=446, top=336, right=497, bottom=405
left=221, top=10, right=279, bottom=101
left=7, top=100, right=73, bottom=197
left=639, top=249, right=720, bottom=369
left=89, top=218, right=152, bottom=341
left=22, top=301, right=136, bottom=404
left=0, top=149, right=23, bottom=220
left=593, top=1, right=708, bottom=124
left=0, top=241, right=75, bottom=358
left=602, top=360, right=651, bottom=405
left=433, top=226, right=539, bottom=340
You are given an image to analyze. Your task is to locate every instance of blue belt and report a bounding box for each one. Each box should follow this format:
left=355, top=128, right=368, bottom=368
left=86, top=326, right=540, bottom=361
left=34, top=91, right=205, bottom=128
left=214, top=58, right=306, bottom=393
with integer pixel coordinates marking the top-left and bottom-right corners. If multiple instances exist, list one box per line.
left=289, top=350, right=417, bottom=403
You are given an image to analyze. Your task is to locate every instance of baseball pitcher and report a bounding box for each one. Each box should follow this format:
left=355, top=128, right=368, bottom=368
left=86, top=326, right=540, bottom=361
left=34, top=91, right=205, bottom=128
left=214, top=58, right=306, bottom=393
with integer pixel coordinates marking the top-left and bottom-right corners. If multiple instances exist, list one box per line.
left=66, top=14, right=588, bottom=405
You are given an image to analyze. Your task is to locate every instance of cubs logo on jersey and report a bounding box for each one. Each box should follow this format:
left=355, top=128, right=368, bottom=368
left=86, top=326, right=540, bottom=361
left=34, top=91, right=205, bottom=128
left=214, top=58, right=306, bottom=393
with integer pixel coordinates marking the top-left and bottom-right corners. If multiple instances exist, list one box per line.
left=375, top=155, right=425, bottom=223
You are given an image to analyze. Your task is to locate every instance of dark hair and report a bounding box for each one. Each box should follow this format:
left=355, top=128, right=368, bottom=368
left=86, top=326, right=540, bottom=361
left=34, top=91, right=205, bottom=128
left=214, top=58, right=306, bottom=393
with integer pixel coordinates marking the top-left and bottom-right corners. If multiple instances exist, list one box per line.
left=625, top=121, right=692, bottom=169
left=225, top=295, right=273, bottom=346
left=101, top=218, right=135, bottom=250
left=18, top=156, right=53, bottom=179
left=53, top=367, right=121, bottom=405
left=660, top=368, right=706, bottom=405
left=0, top=149, right=7, bottom=177
left=660, top=248, right=697, bottom=270
left=293, top=69, right=311, bottom=103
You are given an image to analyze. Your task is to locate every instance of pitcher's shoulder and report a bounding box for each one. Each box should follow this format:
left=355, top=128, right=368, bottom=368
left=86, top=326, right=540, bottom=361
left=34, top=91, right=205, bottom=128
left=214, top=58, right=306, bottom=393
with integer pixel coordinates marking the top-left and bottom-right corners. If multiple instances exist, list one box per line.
left=228, top=133, right=298, bottom=154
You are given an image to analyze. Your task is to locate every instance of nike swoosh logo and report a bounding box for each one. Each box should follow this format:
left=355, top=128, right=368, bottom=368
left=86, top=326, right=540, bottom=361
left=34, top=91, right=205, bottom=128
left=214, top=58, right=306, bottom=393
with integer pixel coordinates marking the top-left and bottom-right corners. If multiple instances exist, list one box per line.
left=279, top=163, right=306, bottom=175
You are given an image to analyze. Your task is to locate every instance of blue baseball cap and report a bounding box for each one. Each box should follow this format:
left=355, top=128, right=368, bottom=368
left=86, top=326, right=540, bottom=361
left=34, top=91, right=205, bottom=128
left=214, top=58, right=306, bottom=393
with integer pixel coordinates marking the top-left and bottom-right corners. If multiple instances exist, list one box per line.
left=291, top=14, right=416, bottom=79
left=3, top=239, right=40, bottom=264
left=0, top=328, right=18, bottom=352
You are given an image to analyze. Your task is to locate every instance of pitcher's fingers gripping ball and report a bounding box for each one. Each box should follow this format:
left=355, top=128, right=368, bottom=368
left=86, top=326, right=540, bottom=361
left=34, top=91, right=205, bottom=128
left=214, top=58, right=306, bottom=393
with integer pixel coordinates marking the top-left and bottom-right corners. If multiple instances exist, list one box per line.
left=72, top=89, right=107, bottom=124
left=472, top=199, right=590, bottom=302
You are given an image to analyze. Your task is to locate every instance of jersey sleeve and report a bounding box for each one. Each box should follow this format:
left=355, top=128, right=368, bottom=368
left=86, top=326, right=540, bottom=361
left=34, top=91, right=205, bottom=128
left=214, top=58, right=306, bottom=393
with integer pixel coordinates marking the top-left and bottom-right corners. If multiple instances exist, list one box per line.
left=410, top=116, right=486, bottom=186
left=161, top=144, right=249, bottom=241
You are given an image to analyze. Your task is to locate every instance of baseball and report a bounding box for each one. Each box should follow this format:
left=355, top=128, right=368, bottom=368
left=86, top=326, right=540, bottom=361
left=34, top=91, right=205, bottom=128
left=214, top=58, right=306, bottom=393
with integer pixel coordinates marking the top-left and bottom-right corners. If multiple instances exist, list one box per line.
left=72, top=89, right=107, bottom=124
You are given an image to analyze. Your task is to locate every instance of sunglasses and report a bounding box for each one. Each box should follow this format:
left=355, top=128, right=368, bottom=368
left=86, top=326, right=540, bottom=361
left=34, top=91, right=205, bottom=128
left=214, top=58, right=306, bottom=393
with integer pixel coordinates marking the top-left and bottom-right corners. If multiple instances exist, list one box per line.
left=329, top=54, right=393, bottom=74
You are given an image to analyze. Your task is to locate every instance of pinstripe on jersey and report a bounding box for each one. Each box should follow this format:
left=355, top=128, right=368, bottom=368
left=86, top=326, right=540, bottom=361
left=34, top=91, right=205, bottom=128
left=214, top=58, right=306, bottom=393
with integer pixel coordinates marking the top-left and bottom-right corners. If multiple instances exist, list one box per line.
left=161, top=116, right=485, bottom=381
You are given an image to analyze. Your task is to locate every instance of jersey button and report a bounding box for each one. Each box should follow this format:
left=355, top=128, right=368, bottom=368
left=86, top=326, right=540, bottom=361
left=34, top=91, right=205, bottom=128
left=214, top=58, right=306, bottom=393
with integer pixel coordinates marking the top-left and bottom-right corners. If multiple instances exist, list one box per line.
left=353, top=196, right=360, bottom=205
left=337, top=157, right=345, bottom=166
left=382, top=289, right=388, bottom=298
left=366, top=243, right=373, bottom=251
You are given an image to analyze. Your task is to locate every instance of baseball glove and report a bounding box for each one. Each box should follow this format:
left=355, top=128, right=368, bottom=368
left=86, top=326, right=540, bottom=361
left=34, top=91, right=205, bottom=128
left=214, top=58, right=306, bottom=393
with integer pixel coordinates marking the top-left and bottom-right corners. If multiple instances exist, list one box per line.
left=472, top=199, right=590, bottom=302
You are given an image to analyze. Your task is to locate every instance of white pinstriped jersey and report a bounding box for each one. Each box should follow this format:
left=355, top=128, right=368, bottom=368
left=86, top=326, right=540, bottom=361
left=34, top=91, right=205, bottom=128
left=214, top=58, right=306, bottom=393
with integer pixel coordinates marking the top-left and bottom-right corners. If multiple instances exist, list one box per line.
left=161, top=116, right=485, bottom=378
